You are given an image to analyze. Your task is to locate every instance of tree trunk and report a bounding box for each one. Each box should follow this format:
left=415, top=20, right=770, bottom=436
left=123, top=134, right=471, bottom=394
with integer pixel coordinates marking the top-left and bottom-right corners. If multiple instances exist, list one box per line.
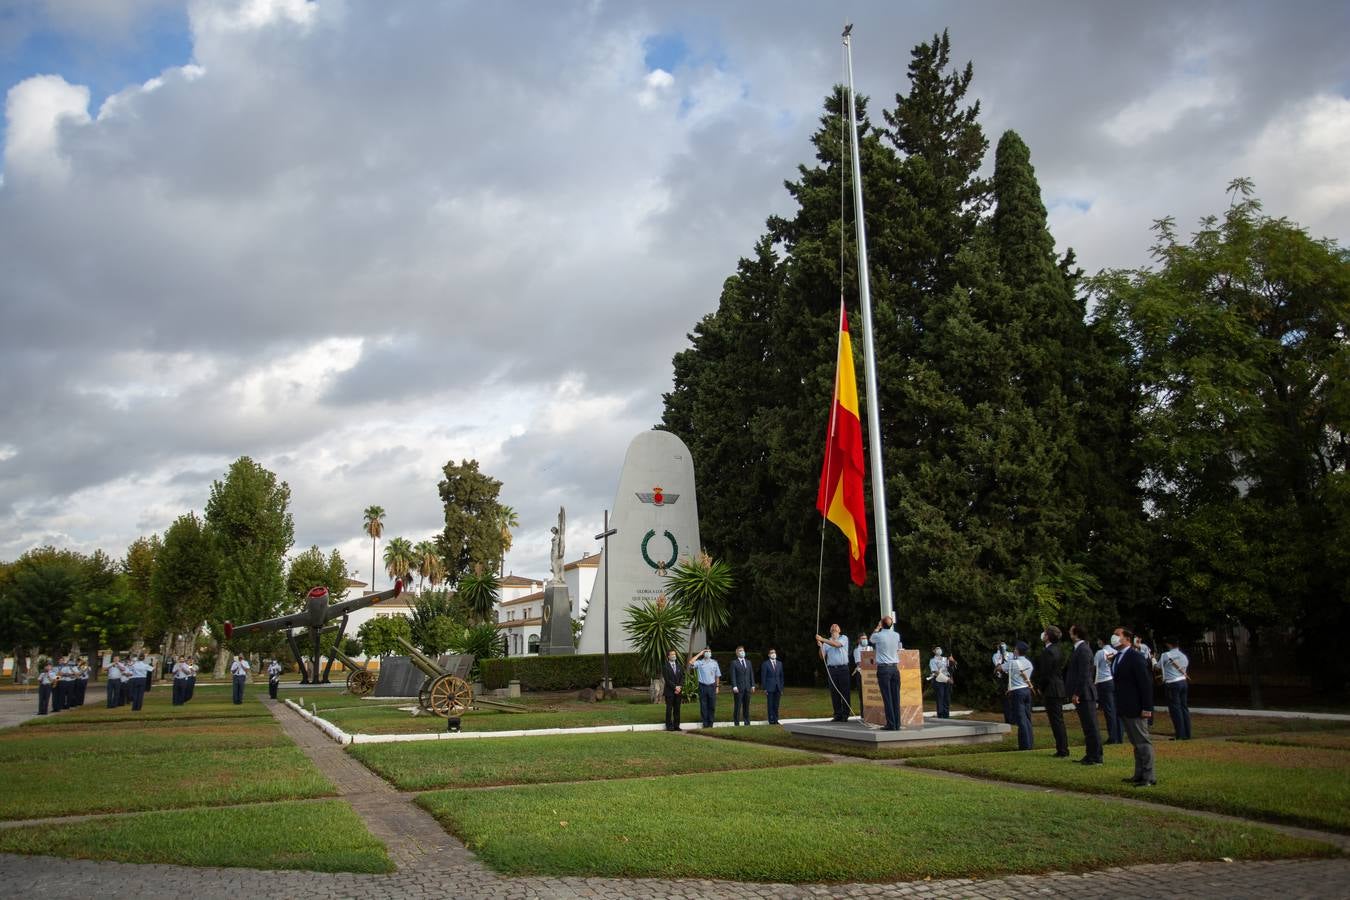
left=1247, top=625, right=1264, bottom=709
left=650, top=677, right=664, bottom=704
left=213, top=637, right=228, bottom=678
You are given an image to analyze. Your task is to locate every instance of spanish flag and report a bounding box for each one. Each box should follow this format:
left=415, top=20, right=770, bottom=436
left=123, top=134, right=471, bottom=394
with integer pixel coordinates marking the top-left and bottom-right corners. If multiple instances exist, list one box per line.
left=816, top=300, right=868, bottom=585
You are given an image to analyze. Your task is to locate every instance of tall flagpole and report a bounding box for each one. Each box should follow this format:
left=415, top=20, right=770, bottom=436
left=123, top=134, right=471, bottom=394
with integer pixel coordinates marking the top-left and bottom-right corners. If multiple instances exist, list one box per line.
left=842, top=25, right=894, bottom=622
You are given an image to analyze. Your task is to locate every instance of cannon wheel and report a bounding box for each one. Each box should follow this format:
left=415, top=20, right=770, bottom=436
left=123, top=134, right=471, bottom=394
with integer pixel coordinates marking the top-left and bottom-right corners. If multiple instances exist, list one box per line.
left=346, top=669, right=378, bottom=697
left=427, top=673, right=473, bottom=717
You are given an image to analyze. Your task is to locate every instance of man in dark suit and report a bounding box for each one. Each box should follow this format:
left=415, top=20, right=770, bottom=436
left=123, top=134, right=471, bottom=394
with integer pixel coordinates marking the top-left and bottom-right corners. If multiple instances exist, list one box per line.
left=1034, top=625, right=1070, bottom=757
left=662, top=650, right=685, bottom=731
left=760, top=649, right=784, bottom=724
left=1112, top=626, right=1156, bottom=786
left=1065, top=624, right=1102, bottom=765
left=730, top=645, right=755, bottom=725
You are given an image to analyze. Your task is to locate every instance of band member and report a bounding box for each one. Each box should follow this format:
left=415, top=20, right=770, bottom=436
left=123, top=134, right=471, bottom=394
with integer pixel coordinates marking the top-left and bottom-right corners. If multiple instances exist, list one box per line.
left=267, top=658, right=283, bottom=699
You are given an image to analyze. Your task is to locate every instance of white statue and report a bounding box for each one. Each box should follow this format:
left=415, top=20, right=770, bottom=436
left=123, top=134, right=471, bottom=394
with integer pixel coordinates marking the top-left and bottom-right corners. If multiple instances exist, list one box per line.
left=549, top=507, right=566, bottom=584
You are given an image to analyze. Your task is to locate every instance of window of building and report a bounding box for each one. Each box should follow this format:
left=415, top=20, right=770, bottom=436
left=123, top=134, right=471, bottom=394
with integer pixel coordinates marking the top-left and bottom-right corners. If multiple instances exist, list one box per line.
left=528, top=635, right=540, bottom=654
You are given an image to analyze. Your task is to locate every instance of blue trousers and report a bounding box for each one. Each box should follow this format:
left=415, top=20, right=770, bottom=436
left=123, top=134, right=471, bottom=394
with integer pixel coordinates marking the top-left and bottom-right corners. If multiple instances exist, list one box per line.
left=106, top=679, right=119, bottom=708
left=698, top=682, right=717, bottom=727
left=876, top=664, right=900, bottom=729
left=129, top=677, right=146, bottom=711
left=232, top=675, right=246, bottom=704
left=934, top=681, right=951, bottom=718
left=1166, top=681, right=1191, bottom=739
left=765, top=689, right=781, bottom=724
left=38, top=683, right=51, bottom=715
left=1011, top=688, right=1033, bottom=749
left=172, top=678, right=185, bottom=705
left=1097, top=680, right=1121, bottom=743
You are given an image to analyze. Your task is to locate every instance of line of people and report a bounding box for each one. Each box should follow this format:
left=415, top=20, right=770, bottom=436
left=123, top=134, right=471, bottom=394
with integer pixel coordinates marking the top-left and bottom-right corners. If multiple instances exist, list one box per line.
left=993, top=625, right=1191, bottom=788
left=35, top=656, right=89, bottom=715
left=660, top=646, right=787, bottom=730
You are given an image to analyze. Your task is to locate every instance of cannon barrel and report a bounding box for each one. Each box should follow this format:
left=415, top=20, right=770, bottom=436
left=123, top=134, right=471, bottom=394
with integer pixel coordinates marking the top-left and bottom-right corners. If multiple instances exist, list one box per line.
left=393, top=634, right=445, bottom=679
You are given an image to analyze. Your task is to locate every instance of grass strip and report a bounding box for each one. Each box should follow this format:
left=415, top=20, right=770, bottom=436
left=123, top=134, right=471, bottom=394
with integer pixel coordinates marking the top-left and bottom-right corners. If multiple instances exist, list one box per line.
left=418, top=762, right=1334, bottom=882
left=0, top=720, right=287, bottom=761
left=349, top=730, right=824, bottom=790
left=0, top=746, right=335, bottom=820
left=0, top=799, right=393, bottom=873
left=21, top=696, right=272, bottom=727
left=1228, top=730, right=1350, bottom=752
left=909, top=739, right=1350, bottom=834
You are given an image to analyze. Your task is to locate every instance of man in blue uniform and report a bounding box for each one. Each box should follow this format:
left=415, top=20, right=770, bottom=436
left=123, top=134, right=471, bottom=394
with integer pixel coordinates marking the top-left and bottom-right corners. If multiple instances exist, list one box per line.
left=129, top=654, right=151, bottom=710
left=37, top=662, right=54, bottom=715
left=815, top=624, right=851, bottom=722
left=688, top=649, right=721, bottom=728
left=870, top=615, right=902, bottom=730
left=1007, top=641, right=1035, bottom=750
left=106, top=654, right=123, bottom=708
left=230, top=654, right=251, bottom=704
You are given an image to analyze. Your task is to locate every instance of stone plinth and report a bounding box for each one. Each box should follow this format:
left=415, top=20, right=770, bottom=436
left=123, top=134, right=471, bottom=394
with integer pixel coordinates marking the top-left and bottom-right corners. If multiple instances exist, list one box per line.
left=539, top=582, right=574, bottom=655
left=900, top=648, right=923, bottom=728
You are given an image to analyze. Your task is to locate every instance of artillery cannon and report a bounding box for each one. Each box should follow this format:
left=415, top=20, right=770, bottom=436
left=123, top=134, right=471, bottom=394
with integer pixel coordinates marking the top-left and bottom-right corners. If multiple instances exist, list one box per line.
left=394, top=635, right=475, bottom=717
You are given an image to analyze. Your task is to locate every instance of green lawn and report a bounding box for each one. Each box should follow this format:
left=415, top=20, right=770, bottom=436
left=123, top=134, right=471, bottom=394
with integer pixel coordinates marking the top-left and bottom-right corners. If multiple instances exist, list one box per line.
left=0, top=745, right=336, bottom=820
left=910, top=739, right=1350, bottom=833
left=349, top=731, right=825, bottom=790
left=319, top=687, right=844, bottom=735
left=21, top=694, right=272, bottom=727
left=0, top=720, right=288, bottom=761
left=418, top=763, right=1334, bottom=882
left=1229, top=729, right=1350, bottom=752
left=0, top=800, right=393, bottom=873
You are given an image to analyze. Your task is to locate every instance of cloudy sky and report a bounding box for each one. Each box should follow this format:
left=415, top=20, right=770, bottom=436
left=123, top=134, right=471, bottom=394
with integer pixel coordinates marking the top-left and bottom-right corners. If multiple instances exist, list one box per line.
left=2, top=0, right=1347, bottom=586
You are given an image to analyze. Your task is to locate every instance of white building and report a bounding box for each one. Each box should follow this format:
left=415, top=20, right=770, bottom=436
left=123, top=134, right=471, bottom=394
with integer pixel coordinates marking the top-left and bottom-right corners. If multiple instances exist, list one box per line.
left=495, top=554, right=598, bottom=656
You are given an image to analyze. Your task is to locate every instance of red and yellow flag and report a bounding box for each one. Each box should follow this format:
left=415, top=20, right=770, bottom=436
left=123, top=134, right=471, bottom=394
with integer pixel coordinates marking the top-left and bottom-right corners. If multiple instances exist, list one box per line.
left=816, top=300, right=868, bottom=585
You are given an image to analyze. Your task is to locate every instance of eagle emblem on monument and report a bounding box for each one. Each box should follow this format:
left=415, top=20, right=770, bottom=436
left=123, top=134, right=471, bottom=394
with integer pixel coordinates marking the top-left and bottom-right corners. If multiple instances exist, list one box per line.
left=635, top=486, right=679, bottom=506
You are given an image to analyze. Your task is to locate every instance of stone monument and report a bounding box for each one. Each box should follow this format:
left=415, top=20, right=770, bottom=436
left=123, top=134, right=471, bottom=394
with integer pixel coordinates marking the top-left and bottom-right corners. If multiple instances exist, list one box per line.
left=577, top=430, right=704, bottom=655
left=539, top=506, right=574, bottom=655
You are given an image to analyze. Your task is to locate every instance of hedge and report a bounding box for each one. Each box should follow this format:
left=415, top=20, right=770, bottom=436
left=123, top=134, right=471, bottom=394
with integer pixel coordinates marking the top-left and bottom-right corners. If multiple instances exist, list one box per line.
left=481, top=650, right=782, bottom=691
left=480, top=653, right=649, bottom=691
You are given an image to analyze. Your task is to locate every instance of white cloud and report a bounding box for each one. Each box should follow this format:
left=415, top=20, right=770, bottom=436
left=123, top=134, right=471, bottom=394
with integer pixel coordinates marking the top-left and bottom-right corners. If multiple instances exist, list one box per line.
left=3, top=74, right=90, bottom=180
left=1101, top=74, right=1235, bottom=146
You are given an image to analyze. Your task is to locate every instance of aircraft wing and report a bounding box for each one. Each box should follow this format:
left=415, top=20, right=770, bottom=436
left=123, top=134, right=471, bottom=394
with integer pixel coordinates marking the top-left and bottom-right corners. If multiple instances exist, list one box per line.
left=325, top=579, right=403, bottom=620
left=224, top=611, right=309, bottom=640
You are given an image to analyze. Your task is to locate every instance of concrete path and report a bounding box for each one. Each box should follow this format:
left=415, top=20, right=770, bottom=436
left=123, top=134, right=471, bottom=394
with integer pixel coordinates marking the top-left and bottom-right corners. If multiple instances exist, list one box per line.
left=0, top=690, right=41, bottom=729
left=0, top=699, right=1346, bottom=899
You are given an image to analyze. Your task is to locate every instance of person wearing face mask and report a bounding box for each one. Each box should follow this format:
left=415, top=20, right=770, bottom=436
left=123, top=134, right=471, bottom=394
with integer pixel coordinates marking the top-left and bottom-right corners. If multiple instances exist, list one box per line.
left=1065, top=624, right=1103, bottom=765
left=852, top=634, right=870, bottom=720
left=688, top=648, right=722, bottom=728
left=1033, top=625, right=1070, bottom=758
left=870, top=615, right=902, bottom=730
left=662, top=649, right=685, bottom=731
left=1112, top=626, right=1156, bottom=787
left=1096, top=636, right=1122, bottom=744
left=814, top=624, right=851, bottom=723
left=929, top=646, right=954, bottom=718
left=730, top=645, right=755, bottom=725
left=760, top=649, right=784, bottom=725
left=992, top=642, right=1013, bottom=725
left=1007, top=641, right=1035, bottom=749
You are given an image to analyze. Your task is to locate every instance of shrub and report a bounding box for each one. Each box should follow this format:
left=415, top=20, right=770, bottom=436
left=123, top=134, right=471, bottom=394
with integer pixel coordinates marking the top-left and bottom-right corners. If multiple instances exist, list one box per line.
left=480, top=653, right=649, bottom=691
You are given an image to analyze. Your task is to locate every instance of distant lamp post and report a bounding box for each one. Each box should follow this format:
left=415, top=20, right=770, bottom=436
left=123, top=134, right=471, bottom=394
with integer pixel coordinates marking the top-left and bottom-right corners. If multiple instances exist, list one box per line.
left=594, top=510, right=618, bottom=692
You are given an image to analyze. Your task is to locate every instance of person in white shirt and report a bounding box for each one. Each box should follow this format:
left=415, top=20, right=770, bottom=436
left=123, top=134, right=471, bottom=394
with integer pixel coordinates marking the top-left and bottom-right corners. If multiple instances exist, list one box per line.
left=1007, top=641, right=1035, bottom=750
left=928, top=647, right=954, bottom=718
left=1094, top=638, right=1121, bottom=744
left=105, top=654, right=123, bottom=709
left=992, top=642, right=1013, bottom=724
left=1154, top=638, right=1191, bottom=740
left=129, top=654, right=152, bottom=710
left=852, top=634, right=870, bottom=720
left=230, top=654, right=251, bottom=705
left=267, top=659, right=283, bottom=699
left=869, top=616, right=902, bottom=730
left=172, top=656, right=192, bottom=706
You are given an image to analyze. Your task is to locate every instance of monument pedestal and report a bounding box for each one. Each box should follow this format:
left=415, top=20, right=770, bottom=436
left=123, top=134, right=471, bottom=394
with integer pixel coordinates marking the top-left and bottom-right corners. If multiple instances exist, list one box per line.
left=539, top=583, right=574, bottom=655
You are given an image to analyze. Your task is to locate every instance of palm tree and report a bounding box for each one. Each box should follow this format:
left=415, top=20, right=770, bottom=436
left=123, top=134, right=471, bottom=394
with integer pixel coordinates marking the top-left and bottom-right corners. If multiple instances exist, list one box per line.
left=494, top=505, right=519, bottom=576
left=664, top=551, right=733, bottom=655
left=457, top=565, right=501, bottom=626
left=623, top=593, right=691, bottom=702
left=382, top=536, right=414, bottom=588
left=413, top=540, right=445, bottom=591
left=362, top=506, right=385, bottom=590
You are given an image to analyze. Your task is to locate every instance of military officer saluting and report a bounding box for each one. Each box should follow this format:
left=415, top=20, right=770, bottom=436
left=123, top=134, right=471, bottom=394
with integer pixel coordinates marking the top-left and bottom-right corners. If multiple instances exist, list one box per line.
left=106, top=654, right=123, bottom=708
left=230, top=654, right=251, bottom=705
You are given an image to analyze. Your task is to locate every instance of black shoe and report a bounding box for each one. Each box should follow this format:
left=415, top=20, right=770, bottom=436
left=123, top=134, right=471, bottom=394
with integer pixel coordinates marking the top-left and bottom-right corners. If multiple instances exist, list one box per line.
left=1054, top=751, right=1070, bottom=758
left=1132, top=779, right=1156, bottom=788
left=1122, top=777, right=1142, bottom=784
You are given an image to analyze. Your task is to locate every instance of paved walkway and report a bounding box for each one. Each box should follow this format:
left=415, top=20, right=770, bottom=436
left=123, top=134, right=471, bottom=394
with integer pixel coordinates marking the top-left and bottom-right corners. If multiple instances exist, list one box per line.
left=0, top=690, right=40, bottom=729
left=0, top=700, right=1346, bottom=898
